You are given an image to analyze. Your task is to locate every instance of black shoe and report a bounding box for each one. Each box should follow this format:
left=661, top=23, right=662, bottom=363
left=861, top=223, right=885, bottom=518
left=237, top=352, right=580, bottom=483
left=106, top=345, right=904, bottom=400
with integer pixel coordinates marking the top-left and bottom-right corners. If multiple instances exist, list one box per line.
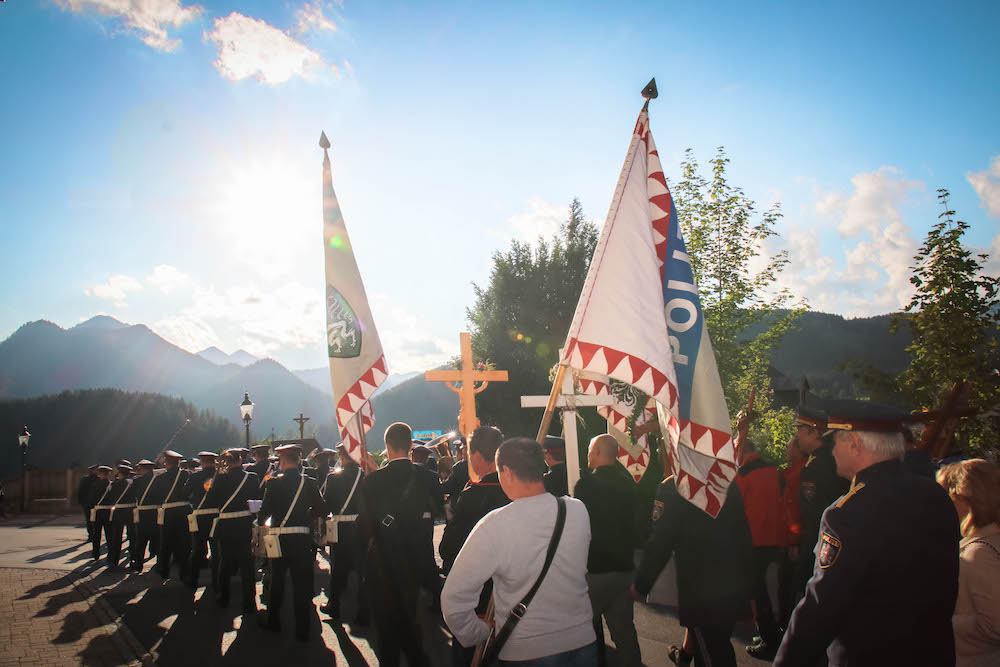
left=747, top=642, right=778, bottom=661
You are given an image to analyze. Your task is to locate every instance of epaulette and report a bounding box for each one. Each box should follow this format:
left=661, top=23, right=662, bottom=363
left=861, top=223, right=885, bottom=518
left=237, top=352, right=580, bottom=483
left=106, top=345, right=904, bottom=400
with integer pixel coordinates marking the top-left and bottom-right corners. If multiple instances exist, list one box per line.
left=835, top=482, right=866, bottom=508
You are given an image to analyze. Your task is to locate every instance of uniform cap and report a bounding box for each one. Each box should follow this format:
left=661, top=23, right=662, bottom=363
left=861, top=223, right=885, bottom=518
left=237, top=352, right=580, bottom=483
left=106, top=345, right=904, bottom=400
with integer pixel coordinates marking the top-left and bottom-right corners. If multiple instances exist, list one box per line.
left=117, top=463, right=133, bottom=472
left=163, top=450, right=183, bottom=459
left=795, top=403, right=828, bottom=430
left=823, top=399, right=912, bottom=433
left=97, top=465, right=112, bottom=472
left=250, top=443, right=270, bottom=451
left=275, top=444, right=302, bottom=454
left=268, top=455, right=279, bottom=462
left=198, top=451, right=218, bottom=459
left=88, top=464, right=99, bottom=470
left=136, top=459, right=154, bottom=467
left=118, top=459, right=132, bottom=467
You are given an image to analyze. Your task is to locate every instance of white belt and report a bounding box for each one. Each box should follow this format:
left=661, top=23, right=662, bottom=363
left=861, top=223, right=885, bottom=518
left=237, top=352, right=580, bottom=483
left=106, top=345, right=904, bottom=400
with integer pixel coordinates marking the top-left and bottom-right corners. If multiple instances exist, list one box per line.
left=93, top=505, right=113, bottom=511
left=114, top=503, right=136, bottom=509
left=268, top=527, right=310, bottom=535
left=218, top=511, right=252, bottom=520
left=161, top=501, right=190, bottom=510
left=136, top=505, right=158, bottom=512
left=191, top=508, right=219, bottom=516
left=333, top=514, right=358, bottom=521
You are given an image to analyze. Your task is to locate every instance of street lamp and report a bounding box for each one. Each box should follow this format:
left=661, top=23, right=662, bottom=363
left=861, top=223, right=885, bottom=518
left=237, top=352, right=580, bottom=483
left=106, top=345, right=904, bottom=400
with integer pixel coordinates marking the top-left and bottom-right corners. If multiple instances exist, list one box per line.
left=17, top=426, right=30, bottom=513
left=240, top=392, right=254, bottom=448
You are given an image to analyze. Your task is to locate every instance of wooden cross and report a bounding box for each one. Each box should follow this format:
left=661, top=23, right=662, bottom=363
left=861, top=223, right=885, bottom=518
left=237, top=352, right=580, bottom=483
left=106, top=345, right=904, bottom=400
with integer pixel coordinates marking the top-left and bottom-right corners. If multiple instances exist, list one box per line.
left=521, top=359, right=614, bottom=497
left=293, top=413, right=310, bottom=440
left=425, top=332, right=509, bottom=440
left=913, top=380, right=978, bottom=459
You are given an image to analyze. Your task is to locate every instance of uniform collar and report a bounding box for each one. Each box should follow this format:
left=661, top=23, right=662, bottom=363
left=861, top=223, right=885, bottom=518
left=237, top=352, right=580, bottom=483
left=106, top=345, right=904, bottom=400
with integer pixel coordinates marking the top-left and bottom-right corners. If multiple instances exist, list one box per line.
left=853, top=457, right=903, bottom=487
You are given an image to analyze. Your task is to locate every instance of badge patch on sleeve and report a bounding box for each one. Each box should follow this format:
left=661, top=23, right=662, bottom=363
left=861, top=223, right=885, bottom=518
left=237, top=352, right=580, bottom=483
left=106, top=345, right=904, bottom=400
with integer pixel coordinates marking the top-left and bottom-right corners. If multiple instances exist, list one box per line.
left=818, top=532, right=841, bottom=568
left=651, top=500, right=664, bottom=521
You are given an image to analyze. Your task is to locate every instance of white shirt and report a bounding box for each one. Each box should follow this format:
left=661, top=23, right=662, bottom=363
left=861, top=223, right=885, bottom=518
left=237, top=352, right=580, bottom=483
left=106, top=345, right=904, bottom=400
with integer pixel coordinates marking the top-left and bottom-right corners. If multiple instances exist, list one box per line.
left=441, top=492, right=595, bottom=661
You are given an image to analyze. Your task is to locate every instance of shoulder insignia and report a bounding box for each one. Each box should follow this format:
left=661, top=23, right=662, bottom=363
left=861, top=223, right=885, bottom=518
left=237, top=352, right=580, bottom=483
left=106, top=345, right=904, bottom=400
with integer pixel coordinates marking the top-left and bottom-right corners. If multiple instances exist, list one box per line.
left=835, top=482, right=866, bottom=508
left=651, top=500, right=664, bottom=521
left=818, top=531, right=842, bottom=568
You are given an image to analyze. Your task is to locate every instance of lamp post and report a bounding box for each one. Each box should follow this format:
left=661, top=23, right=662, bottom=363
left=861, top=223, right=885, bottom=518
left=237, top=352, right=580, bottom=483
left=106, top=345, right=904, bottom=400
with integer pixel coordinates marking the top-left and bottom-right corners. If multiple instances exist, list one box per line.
left=17, top=426, right=30, bottom=513
left=240, top=392, right=254, bottom=448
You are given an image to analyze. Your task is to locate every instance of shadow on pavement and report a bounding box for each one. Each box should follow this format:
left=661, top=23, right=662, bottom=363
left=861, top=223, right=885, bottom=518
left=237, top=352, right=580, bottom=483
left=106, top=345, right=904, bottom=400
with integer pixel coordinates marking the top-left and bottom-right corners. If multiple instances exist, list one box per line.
left=17, top=563, right=96, bottom=601
left=27, top=543, right=86, bottom=564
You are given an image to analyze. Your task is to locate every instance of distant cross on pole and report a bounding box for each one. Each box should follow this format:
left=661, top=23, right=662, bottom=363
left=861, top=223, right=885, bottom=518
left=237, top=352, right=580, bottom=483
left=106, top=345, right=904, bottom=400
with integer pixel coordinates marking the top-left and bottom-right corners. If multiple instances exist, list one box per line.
left=425, top=332, right=509, bottom=440
left=293, top=413, right=310, bottom=440
left=521, top=353, right=614, bottom=497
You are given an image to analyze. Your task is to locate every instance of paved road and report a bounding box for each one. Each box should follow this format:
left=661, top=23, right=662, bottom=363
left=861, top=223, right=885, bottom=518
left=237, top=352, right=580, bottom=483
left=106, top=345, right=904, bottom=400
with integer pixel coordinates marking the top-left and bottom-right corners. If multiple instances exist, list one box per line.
left=0, top=516, right=762, bottom=666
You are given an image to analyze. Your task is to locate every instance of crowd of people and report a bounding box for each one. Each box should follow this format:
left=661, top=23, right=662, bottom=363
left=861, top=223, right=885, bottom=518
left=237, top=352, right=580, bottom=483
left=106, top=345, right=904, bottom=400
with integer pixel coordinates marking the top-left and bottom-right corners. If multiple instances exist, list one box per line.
left=72, top=401, right=1000, bottom=667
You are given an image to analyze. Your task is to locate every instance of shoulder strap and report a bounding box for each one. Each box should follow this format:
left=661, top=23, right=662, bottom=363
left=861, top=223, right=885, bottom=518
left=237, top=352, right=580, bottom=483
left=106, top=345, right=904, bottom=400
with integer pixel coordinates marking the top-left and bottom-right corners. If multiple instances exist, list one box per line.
left=279, top=474, right=306, bottom=528
left=114, top=482, right=131, bottom=505
left=195, top=474, right=211, bottom=510
left=338, top=468, right=362, bottom=515
left=164, top=470, right=182, bottom=504
left=138, top=475, right=155, bottom=506
left=96, top=483, right=112, bottom=506
left=220, top=472, right=250, bottom=513
left=483, top=496, right=567, bottom=665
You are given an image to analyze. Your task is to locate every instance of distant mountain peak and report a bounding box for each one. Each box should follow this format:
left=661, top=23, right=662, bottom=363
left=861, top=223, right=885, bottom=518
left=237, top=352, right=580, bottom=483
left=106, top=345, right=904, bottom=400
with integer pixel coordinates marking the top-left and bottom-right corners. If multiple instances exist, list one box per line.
left=73, top=315, right=128, bottom=330
left=197, top=347, right=259, bottom=367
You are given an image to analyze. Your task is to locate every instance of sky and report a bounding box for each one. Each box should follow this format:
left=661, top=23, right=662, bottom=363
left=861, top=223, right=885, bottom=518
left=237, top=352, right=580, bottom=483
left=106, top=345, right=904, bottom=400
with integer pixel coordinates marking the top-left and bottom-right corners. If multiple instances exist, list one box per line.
left=2, top=0, right=998, bottom=375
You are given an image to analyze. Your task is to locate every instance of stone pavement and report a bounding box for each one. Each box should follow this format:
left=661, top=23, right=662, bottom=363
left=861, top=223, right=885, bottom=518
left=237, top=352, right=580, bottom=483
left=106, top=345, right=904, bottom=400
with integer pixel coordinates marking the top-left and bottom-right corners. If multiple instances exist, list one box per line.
left=0, top=516, right=760, bottom=666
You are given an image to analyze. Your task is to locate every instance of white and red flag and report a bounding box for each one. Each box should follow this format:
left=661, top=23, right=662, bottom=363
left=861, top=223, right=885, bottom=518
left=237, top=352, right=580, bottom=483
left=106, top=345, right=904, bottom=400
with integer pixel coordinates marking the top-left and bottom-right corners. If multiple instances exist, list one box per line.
left=321, top=132, right=387, bottom=462
left=560, top=108, right=737, bottom=516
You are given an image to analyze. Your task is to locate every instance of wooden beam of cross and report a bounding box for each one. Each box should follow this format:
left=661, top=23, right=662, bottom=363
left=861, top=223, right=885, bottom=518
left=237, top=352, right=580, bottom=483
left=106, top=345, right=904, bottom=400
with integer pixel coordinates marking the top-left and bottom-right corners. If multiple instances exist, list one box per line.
left=293, top=413, right=310, bottom=440
left=912, top=380, right=978, bottom=459
left=521, top=359, right=614, bottom=497
left=425, top=332, right=509, bottom=441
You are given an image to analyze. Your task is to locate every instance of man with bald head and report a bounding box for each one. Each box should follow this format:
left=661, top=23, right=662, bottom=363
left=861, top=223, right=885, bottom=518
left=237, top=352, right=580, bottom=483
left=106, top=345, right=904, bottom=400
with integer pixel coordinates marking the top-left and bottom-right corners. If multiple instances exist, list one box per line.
left=573, top=434, right=642, bottom=666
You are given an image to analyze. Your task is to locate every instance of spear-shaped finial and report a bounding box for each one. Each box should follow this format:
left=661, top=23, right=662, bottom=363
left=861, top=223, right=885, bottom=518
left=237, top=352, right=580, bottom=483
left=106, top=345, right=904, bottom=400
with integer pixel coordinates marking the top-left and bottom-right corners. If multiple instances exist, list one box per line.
left=641, top=77, right=658, bottom=110
left=319, top=131, right=331, bottom=150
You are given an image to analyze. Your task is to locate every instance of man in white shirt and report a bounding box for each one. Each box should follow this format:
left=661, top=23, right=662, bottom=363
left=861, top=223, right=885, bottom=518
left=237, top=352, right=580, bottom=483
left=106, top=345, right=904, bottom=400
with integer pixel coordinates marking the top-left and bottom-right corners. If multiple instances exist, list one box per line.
left=442, top=437, right=597, bottom=665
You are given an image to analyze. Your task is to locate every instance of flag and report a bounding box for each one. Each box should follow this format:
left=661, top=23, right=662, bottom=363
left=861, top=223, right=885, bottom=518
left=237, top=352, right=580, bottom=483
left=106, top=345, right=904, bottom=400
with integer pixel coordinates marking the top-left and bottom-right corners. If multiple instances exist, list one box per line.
left=560, top=110, right=736, bottom=516
left=321, top=132, right=387, bottom=461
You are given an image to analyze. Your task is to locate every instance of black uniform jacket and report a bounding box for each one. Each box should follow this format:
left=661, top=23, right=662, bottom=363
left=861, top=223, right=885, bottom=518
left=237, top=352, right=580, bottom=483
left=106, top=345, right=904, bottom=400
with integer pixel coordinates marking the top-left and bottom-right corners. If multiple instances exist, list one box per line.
left=131, top=472, right=158, bottom=525
left=799, top=440, right=848, bottom=553
left=256, top=468, right=326, bottom=529
left=635, top=477, right=754, bottom=627
left=439, top=471, right=510, bottom=573
left=441, top=459, right=470, bottom=498
left=543, top=462, right=569, bottom=497
left=86, top=479, right=113, bottom=514
left=245, top=460, right=270, bottom=498
left=775, top=459, right=960, bottom=667
left=184, top=467, right=217, bottom=509
left=148, top=468, right=191, bottom=517
left=204, top=468, right=259, bottom=541
left=574, top=463, right=638, bottom=574
left=108, top=478, right=134, bottom=524
left=78, top=473, right=98, bottom=508
left=323, top=464, right=364, bottom=516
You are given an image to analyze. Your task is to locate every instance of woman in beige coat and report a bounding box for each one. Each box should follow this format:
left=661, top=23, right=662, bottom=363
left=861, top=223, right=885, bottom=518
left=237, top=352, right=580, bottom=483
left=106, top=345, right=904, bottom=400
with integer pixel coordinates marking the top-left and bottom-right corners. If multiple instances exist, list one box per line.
left=937, top=459, right=1000, bottom=667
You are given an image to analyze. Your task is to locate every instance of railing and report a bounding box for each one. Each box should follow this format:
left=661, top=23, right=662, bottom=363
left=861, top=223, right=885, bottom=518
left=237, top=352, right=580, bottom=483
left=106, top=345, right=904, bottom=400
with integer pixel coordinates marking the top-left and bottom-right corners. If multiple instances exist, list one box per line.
left=1, top=468, right=86, bottom=513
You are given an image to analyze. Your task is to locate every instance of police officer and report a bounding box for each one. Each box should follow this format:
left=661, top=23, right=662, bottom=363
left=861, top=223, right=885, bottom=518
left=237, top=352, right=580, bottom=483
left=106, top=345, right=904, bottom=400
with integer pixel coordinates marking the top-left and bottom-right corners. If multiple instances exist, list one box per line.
left=184, top=451, right=219, bottom=588
left=774, top=402, right=960, bottom=666
left=108, top=463, right=136, bottom=569
left=130, top=459, right=159, bottom=572
left=358, top=423, right=433, bottom=667
left=257, top=444, right=326, bottom=641
left=321, top=444, right=365, bottom=619
left=204, top=449, right=258, bottom=611
left=87, top=466, right=114, bottom=561
left=77, top=464, right=100, bottom=541
left=794, top=403, right=848, bottom=599
left=150, top=450, right=191, bottom=580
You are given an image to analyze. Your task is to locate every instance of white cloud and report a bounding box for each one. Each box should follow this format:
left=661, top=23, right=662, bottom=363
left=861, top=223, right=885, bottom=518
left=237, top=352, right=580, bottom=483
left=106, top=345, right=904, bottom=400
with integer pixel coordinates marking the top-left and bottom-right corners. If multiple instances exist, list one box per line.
left=506, top=197, right=567, bottom=242
left=968, top=156, right=1000, bottom=219
left=204, top=12, right=331, bottom=84
left=145, top=264, right=191, bottom=294
left=369, top=292, right=454, bottom=374
left=295, top=2, right=338, bottom=33
left=151, top=314, right=218, bottom=352
left=83, top=274, right=143, bottom=307
left=55, top=0, right=203, bottom=52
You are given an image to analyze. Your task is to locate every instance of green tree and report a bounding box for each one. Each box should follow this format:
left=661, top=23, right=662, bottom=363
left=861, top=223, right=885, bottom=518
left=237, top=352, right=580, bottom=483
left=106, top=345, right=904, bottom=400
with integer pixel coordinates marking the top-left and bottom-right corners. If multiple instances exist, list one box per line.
left=672, top=148, right=805, bottom=462
left=894, top=189, right=1000, bottom=456
left=468, top=198, right=600, bottom=439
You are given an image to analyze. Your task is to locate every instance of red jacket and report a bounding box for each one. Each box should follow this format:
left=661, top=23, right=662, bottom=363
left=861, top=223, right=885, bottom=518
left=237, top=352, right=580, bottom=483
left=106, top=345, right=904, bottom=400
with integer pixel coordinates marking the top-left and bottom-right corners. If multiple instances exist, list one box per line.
left=734, top=454, right=786, bottom=548
left=780, top=459, right=804, bottom=548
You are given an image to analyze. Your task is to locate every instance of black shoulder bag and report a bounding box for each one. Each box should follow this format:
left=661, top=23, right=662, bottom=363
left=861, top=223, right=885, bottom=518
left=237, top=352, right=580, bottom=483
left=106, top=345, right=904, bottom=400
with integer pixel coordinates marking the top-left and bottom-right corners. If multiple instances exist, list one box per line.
left=481, top=496, right=567, bottom=666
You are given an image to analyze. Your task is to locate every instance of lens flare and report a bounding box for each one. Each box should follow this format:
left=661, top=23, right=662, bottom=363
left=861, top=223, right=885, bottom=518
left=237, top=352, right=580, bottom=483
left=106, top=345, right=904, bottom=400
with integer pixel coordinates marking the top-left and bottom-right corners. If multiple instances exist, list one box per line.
left=330, top=236, right=344, bottom=248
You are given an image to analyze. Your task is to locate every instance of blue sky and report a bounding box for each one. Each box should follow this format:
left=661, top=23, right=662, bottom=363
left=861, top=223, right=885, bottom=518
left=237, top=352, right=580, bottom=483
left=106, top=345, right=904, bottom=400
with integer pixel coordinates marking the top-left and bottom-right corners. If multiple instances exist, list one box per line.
left=2, top=0, right=998, bottom=374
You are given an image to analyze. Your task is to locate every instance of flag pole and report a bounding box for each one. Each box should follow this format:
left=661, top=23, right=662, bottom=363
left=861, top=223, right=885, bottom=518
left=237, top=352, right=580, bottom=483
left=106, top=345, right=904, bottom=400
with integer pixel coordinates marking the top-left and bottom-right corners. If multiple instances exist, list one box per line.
left=535, top=364, right=568, bottom=445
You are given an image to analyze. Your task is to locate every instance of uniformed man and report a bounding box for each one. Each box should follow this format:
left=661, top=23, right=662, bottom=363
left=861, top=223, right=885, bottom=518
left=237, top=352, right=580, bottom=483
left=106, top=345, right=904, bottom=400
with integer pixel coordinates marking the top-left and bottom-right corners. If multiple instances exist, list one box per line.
left=257, top=444, right=326, bottom=641
left=150, top=450, right=191, bottom=580
left=87, top=466, right=114, bottom=561
left=438, top=426, right=510, bottom=667
left=130, top=459, right=159, bottom=572
left=321, top=443, right=365, bottom=619
left=184, top=451, right=219, bottom=588
left=794, top=403, right=848, bottom=600
left=542, top=435, right=569, bottom=497
left=77, top=464, right=100, bottom=541
left=247, top=444, right=271, bottom=495
left=313, top=448, right=335, bottom=486
left=358, top=422, right=433, bottom=667
left=774, top=402, right=960, bottom=667
left=204, top=449, right=258, bottom=611
left=108, top=463, right=136, bottom=569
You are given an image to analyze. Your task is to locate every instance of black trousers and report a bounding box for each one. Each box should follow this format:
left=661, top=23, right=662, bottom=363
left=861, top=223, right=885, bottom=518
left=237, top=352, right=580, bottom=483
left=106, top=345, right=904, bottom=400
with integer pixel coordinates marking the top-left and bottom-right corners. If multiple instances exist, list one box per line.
left=132, top=517, right=160, bottom=569
left=267, top=534, right=314, bottom=637
left=752, top=545, right=782, bottom=644
left=215, top=521, right=255, bottom=609
left=92, top=511, right=112, bottom=559
left=83, top=507, right=94, bottom=540
left=158, top=511, right=191, bottom=579
left=366, top=570, right=428, bottom=667
left=188, top=517, right=219, bottom=587
left=108, top=519, right=134, bottom=567
left=328, top=523, right=365, bottom=606
left=691, top=622, right=737, bottom=667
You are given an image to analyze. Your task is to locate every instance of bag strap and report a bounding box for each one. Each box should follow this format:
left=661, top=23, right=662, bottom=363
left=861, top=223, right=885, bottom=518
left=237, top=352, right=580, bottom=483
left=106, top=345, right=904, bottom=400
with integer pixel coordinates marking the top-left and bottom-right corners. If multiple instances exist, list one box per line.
left=220, top=472, right=250, bottom=514
left=195, top=475, right=211, bottom=510
left=163, top=469, right=182, bottom=504
left=482, top=496, right=567, bottom=665
left=114, top=481, right=131, bottom=505
left=138, top=474, right=155, bottom=506
left=279, top=474, right=306, bottom=528
left=338, top=468, right=362, bottom=516
left=95, top=483, right=112, bottom=506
